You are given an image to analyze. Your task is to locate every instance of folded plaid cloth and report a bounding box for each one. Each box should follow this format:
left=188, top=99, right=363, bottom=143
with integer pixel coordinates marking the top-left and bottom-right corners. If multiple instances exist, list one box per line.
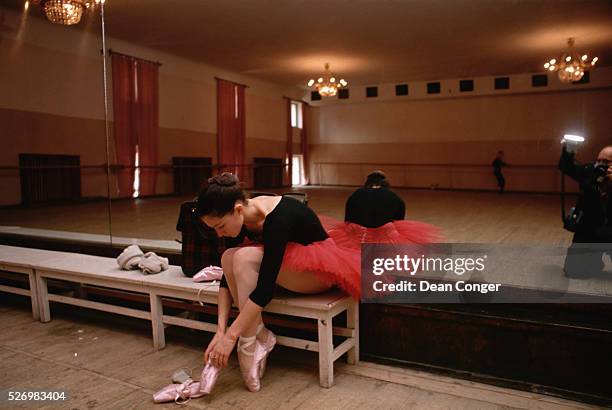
left=176, top=201, right=228, bottom=277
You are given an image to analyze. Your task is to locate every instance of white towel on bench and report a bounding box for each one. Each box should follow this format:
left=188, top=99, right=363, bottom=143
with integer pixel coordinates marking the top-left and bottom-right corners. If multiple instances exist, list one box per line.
left=138, top=252, right=169, bottom=274
left=116, top=244, right=144, bottom=270
left=117, top=245, right=169, bottom=274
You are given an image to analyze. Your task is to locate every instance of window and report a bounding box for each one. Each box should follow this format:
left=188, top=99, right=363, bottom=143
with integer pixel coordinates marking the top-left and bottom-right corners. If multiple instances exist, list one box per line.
left=532, top=74, right=548, bottom=87
left=395, top=84, right=409, bottom=96
left=459, top=79, right=474, bottom=92
left=427, top=82, right=441, bottom=94
left=234, top=85, right=239, bottom=119
left=366, top=86, right=378, bottom=98
left=292, top=154, right=305, bottom=185
left=133, top=145, right=140, bottom=198
left=290, top=101, right=302, bottom=129
left=338, top=88, right=350, bottom=99
left=133, top=64, right=140, bottom=198
left=494, top=77, right=510, bottom=90
left=573, top=71, right=590, bottom=84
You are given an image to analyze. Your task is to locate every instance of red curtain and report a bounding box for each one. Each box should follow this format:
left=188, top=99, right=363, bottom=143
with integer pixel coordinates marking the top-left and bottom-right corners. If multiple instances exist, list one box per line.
left=111, top=53, right=159, bottom=198
left=301, top=104, right=310, bottom=185
left=285, top=99, right=293, bottom=186
left=217, top=79, right=246, bottom=180
left=111, top=54, right=137, bottom=197
left=136, top=60, right=159, bottom=196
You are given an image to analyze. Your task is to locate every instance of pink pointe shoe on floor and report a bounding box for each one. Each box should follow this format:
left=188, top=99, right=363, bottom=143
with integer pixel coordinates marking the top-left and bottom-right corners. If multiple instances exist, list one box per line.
left=152, top=378, right=205, bottom=405
left=153, top=361, right=221, bottom=404
left=237, top=323, right=276, bottom=392
left=198, top=360, right=221, bottom=395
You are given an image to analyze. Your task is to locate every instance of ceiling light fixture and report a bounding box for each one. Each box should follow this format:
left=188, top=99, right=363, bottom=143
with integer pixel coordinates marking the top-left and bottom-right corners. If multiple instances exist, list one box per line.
left=307, top=63, right=347, bottom=97
left=31, top=0, right=102, bottom=26
left=544, top=37, right=598, bottom=83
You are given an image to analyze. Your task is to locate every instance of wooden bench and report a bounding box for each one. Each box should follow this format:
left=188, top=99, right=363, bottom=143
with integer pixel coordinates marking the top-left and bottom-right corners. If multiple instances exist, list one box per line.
left=0, top=246, right=43, bottom=321
left=0, top=245, right=359, bottom=388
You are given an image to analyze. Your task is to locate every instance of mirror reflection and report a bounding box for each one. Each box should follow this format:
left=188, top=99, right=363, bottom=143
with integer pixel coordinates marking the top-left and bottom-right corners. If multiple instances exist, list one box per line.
left=0, top=0, right=111, bottom=248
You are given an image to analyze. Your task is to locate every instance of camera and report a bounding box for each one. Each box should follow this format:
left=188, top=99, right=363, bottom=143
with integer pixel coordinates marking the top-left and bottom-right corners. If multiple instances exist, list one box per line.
left=593, top=163, right=609, bottom=183
left=563, top=207, right=583, bottom=233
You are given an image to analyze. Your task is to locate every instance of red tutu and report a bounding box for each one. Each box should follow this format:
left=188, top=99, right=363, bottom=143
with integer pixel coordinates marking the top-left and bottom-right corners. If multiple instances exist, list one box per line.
left=281, top=238, right=361, bottom=300
left=278, top=217, right=442, bottom=300
left=326, top=219, right=442, bottom=250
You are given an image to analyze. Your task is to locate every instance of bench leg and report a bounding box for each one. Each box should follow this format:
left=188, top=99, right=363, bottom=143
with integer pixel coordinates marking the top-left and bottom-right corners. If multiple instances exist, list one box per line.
left=35, top=273, right=50, bottom=323
left=150, top=293, right=166, bottom=350
left=317, top=315, right=334, bottom=388
left=347, top=301, right=359, bottom=364
left=27, top=271, right=40, bottom=321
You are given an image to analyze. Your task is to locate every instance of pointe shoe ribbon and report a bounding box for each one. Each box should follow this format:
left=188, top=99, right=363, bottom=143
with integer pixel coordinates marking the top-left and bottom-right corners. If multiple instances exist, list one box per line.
left=116, top=244, right=144, bottom=270
left=152, top=378, right=205, bottom=404
left=256, top=325, right=276, bottom=379
left=238, top=332, right=260, bottom=392
left=138, top=252, right=169, bottom=274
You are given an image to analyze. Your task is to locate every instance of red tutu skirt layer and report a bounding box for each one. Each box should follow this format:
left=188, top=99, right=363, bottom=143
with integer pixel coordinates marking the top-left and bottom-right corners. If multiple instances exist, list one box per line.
left=326, top=219, right=443, bottom=250
left=281, top=238, right=361, bottom=300
left=278, top=218, right=442, bottom=300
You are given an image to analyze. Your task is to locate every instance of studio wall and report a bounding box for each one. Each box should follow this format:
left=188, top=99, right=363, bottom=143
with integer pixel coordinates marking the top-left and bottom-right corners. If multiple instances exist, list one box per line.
left=307, top=78, right=612, bottom=192
left=0, top=9, right=297, bottom=206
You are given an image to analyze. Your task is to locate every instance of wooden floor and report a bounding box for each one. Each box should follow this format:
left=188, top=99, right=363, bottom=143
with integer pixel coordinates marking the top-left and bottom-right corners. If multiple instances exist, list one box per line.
left=0, top=187, right=575, bottom=245
left=0, top=297, right=592, bottom=410
left=0, top=188, right=602, bottom=408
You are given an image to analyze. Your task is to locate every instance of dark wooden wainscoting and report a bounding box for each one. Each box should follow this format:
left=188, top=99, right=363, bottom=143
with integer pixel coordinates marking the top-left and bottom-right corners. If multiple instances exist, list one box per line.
left=19, top=153, right=81, bottom=206
left=361, top=303, right=612, bottom=405
left=172, top=157, right=212, bottom=195
left=253, top=157, right=284, bottom=189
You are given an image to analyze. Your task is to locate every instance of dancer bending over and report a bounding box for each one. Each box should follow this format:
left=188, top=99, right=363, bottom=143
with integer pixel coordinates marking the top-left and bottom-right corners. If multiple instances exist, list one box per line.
left=197, top=173, right=360, bottom=392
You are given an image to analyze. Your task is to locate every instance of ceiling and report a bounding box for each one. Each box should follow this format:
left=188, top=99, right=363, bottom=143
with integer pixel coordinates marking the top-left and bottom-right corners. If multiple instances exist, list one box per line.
left=4, top=0, right=612, bottom=87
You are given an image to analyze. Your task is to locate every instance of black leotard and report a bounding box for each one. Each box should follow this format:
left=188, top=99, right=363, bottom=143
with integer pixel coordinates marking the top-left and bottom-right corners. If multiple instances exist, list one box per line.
left=220, top=196, right=328, bottom=307
left=344, top=187, right=405, bottom=228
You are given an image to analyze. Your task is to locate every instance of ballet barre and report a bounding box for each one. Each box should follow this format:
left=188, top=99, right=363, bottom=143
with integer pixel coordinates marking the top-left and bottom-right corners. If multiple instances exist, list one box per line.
left=0, top=245, right=359, bottom=388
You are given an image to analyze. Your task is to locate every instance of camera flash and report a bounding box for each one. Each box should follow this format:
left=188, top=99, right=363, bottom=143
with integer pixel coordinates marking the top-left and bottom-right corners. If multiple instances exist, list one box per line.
left=563, top=134, right=584, bottom=143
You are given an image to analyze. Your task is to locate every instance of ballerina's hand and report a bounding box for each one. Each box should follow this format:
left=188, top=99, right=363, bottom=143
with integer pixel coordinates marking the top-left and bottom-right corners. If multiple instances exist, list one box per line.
left=204, top=331, right=224, bottom=364
left=209, top=333, right=236, bottom=368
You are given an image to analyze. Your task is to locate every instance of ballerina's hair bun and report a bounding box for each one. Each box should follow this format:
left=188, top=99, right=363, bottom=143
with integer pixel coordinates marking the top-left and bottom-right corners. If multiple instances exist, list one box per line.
left=207, top=172, right=239, bottom=187
left=197, top=172, right=246, bottom=217
left=364, top=170, right=389, bottom=188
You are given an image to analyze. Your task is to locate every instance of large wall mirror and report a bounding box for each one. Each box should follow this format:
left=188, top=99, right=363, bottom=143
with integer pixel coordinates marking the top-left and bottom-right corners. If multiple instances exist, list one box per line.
left=0, top=0, right=112, bottom=249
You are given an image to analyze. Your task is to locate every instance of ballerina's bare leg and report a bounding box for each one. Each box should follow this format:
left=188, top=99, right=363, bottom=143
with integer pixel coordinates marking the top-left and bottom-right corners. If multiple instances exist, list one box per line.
left=222, top=246, right=331, bottom=338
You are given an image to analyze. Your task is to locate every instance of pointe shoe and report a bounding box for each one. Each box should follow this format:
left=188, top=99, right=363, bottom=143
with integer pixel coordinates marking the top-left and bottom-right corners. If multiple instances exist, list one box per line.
left=153, top=378, right=205, bottom=404
left=256, top=325, right=276, bottom=379
left=198, top=360, right=221, bottom=395
left=237, top=333, right=261, bottom=392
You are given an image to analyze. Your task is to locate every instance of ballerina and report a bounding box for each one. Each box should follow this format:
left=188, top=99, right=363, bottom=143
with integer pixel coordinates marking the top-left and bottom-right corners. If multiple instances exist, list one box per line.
left=197, top=172, right=361, bottom=393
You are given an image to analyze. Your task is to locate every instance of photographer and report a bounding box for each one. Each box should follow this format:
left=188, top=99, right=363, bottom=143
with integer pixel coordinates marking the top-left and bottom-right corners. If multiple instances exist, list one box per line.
left=559, top=143, right=612, bottom=278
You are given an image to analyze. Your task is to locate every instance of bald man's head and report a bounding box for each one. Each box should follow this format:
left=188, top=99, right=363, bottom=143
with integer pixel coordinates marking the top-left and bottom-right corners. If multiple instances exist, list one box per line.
left=597, top=146, right=612, bottom=193
left=597, top=146, right=612, bottom=162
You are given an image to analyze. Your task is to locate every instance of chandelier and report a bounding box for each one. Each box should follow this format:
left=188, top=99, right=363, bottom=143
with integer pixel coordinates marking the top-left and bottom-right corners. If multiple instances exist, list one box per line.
left=33, top=0, right=102, bottom=26
left=544, top=38, right=599, bottom=83
left=307, top=63, right=348, bottom=97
